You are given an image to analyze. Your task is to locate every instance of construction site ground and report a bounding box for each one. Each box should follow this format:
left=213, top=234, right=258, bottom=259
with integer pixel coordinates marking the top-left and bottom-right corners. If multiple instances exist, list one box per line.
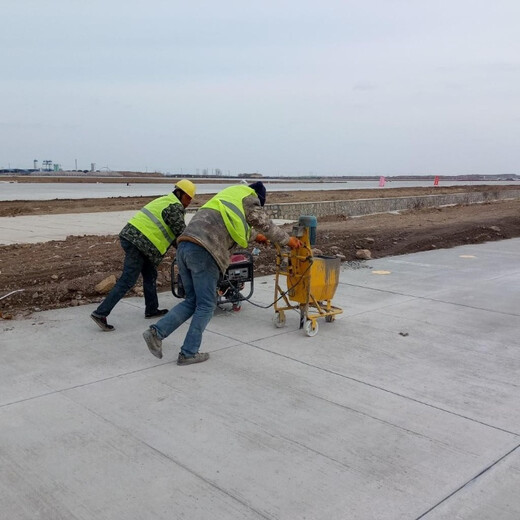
left=1, top=184, right=520, bottom=317
left=1, top=180, right=519, bottom=518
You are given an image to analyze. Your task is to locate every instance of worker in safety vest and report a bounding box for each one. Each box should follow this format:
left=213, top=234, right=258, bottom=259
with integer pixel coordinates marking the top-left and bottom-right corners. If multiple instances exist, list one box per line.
left=90, top=179, right=196, bottom=332
left=142, top=181, right=302, bottom=365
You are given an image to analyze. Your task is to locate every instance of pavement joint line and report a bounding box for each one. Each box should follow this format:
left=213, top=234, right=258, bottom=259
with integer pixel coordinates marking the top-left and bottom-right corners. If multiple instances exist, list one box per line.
left=339, top=298, right=419, bottom=319
left=414, top=443, right=520, bottom=520
left=72, top=335, right=513, bottom=483
left=205, top=320, right=303, bottom=341
left=246, top=342, right=520, bottom=438
left=143, top=362, right=360, bottom=475
left=0, top=334, right=299, bottom=410
left=340, top=282, right=520, bottom=317
left=243, top=414, right=354, bottom=472
left=3, top=334, right=519, bottom=441
left=60, top=392, right=273, bottom=520
left=0, top=337, right=288, bottom=410
left=295, top=388, right=464, bottom=443
left=242, top=372, right=475, bottom=448
left=8, top=332, right=514, bottom=435
left=150, top=343, right=479, bottom=479
left=0, top=360, right=175, bottom=410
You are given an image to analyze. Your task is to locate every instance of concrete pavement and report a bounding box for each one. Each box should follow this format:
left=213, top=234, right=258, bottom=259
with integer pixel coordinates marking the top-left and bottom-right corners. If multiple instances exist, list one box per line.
left=1, top=238, right=519, bottom=519
left=0, top=212, right=294, bottom=244
left=0, top=211, right=157, bottom=245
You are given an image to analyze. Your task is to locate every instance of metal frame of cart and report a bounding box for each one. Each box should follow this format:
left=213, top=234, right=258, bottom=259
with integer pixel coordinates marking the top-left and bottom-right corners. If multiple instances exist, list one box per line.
left=273, top=222, right=343, bottom=336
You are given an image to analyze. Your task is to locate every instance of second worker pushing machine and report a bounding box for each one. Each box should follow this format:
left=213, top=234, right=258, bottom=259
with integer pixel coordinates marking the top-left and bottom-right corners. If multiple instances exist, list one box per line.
left=90, top=179, right=196, bottom=331
left=142, top=181, right=303, bottom=365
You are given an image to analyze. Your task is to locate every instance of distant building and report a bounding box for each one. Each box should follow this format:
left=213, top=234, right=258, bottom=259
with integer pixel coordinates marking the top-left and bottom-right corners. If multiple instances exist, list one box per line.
left=238, top=173, right=263, bottom=178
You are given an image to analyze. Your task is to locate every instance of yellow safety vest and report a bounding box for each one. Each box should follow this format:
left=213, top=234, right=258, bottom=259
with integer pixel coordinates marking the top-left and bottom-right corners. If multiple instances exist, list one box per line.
left=201, top=186, right=256, bottom=247
left=128, top=194, right=181, bottom=255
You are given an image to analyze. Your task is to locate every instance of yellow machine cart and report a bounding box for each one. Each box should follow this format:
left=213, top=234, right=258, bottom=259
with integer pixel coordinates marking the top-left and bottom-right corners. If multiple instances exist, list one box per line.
left=273, top=216, right=343, bottom=336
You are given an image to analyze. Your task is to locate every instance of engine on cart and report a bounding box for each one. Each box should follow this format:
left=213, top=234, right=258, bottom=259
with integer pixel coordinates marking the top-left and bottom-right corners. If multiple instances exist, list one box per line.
left=171, top=250, right=255, bottom=311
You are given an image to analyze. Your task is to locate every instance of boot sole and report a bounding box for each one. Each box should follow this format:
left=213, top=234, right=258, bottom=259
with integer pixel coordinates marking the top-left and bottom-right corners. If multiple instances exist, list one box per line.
left=143, top=331, right=163, bottom=359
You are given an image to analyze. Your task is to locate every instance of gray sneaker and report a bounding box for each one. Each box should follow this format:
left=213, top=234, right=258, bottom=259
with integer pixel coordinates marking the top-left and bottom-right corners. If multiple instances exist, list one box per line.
left=177, top=352, right=209, bottom=366
left=143, top=327, right=163, bottom=359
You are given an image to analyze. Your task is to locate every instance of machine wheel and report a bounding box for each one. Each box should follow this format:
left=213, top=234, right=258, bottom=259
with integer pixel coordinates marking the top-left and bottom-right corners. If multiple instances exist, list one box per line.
left=304, top=320, right=319, bottom=337
left=273, top=311, right=286, bottom=328
left=325, top=315, right=335, bottom=323
left=232, top=302, right=242, bottom=312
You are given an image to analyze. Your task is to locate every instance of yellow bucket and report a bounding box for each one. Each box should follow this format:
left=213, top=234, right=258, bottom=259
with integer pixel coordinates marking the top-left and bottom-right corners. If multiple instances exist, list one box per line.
left=288, top=255, right=340, bottom=303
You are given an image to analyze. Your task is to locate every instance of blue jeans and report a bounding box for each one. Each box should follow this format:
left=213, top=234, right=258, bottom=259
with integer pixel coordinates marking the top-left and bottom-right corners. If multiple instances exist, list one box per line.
left=153, top=241, right=219, bottom=357
left=94, top=237, right=159, bottom=317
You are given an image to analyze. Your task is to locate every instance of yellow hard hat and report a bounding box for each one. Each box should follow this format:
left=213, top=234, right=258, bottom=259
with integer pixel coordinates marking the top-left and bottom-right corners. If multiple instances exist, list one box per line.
left=175, top=179, right=196, bottom=199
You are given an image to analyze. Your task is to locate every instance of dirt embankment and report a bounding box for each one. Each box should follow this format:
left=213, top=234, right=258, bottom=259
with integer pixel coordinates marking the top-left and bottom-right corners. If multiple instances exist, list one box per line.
left=1, top=185, right=520, bottom=318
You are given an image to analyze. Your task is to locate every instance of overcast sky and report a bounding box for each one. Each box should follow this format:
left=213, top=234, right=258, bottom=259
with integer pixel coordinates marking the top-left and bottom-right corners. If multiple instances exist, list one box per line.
left=2, top=1, right=520, bottom=176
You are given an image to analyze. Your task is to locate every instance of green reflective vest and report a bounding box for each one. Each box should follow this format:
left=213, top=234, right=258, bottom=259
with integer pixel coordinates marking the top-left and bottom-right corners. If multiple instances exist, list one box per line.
left=128, top=193, right=181, bottom=255
left=201, top=186, right=256, bottom=247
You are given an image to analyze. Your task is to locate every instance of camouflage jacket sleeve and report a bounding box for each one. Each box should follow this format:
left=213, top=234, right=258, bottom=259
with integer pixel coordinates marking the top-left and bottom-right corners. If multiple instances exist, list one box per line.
left=162, top=203, right=186, bottom=245
left=243, top=196, right=290, bottom=246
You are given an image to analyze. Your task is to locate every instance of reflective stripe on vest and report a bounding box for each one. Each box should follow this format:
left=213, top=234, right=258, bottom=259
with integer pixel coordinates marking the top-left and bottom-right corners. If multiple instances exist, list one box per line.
left=140, top=207, right=175, bottom=244
left=200, top=186, right=255, bottom=248
left=128, top=194, right=181, bottom=255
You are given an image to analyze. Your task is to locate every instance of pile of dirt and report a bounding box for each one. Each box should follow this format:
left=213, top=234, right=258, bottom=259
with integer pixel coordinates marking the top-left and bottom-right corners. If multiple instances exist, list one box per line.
left=2, top=196, right=520, bottom=318
left=0, top=236, right=176, bottom=318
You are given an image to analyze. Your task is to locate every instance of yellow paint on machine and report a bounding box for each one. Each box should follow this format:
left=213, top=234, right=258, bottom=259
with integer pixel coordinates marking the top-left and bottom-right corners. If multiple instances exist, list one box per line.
left=288, top=255, right=340, bottom=303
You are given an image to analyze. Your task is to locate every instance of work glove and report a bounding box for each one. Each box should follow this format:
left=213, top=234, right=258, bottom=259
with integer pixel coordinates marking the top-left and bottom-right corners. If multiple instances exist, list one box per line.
left=255, top=233, right=268, bottom=244
left=287, top=236, right=303, bottom=249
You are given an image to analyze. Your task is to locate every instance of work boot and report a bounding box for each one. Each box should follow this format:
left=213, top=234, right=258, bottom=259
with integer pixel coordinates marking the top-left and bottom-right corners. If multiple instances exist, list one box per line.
left=145, top=308, right=169, bottom=319
left=143, top=327, right=163, bottom=359
left=177, top=352, right=209, bottom=366
left=90, top=313, right=114, bottom=332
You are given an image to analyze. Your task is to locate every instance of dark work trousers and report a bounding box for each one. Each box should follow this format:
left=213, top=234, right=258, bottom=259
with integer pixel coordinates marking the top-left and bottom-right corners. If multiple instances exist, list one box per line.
left=94, top=237, right=159, bottom=317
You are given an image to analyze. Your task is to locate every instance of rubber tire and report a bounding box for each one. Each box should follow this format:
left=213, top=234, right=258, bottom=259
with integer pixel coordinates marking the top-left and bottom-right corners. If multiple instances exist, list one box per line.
left=304, top=320, right=319, bottom=337
left=273, top=311, right=286, bottom=328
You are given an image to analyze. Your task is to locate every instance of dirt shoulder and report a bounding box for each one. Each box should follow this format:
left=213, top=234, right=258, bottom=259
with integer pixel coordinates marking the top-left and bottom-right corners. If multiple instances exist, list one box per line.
left=1, top=186, right=520, bottom=318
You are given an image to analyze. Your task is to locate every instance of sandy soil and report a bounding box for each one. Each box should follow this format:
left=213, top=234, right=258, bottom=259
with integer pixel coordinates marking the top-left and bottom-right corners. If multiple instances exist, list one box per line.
left=1, top=184, right=520, bottom=318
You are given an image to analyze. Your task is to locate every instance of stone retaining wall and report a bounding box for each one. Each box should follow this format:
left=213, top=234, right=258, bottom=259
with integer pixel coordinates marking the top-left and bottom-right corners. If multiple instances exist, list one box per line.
left=264, top=189, right=520, bottom=220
